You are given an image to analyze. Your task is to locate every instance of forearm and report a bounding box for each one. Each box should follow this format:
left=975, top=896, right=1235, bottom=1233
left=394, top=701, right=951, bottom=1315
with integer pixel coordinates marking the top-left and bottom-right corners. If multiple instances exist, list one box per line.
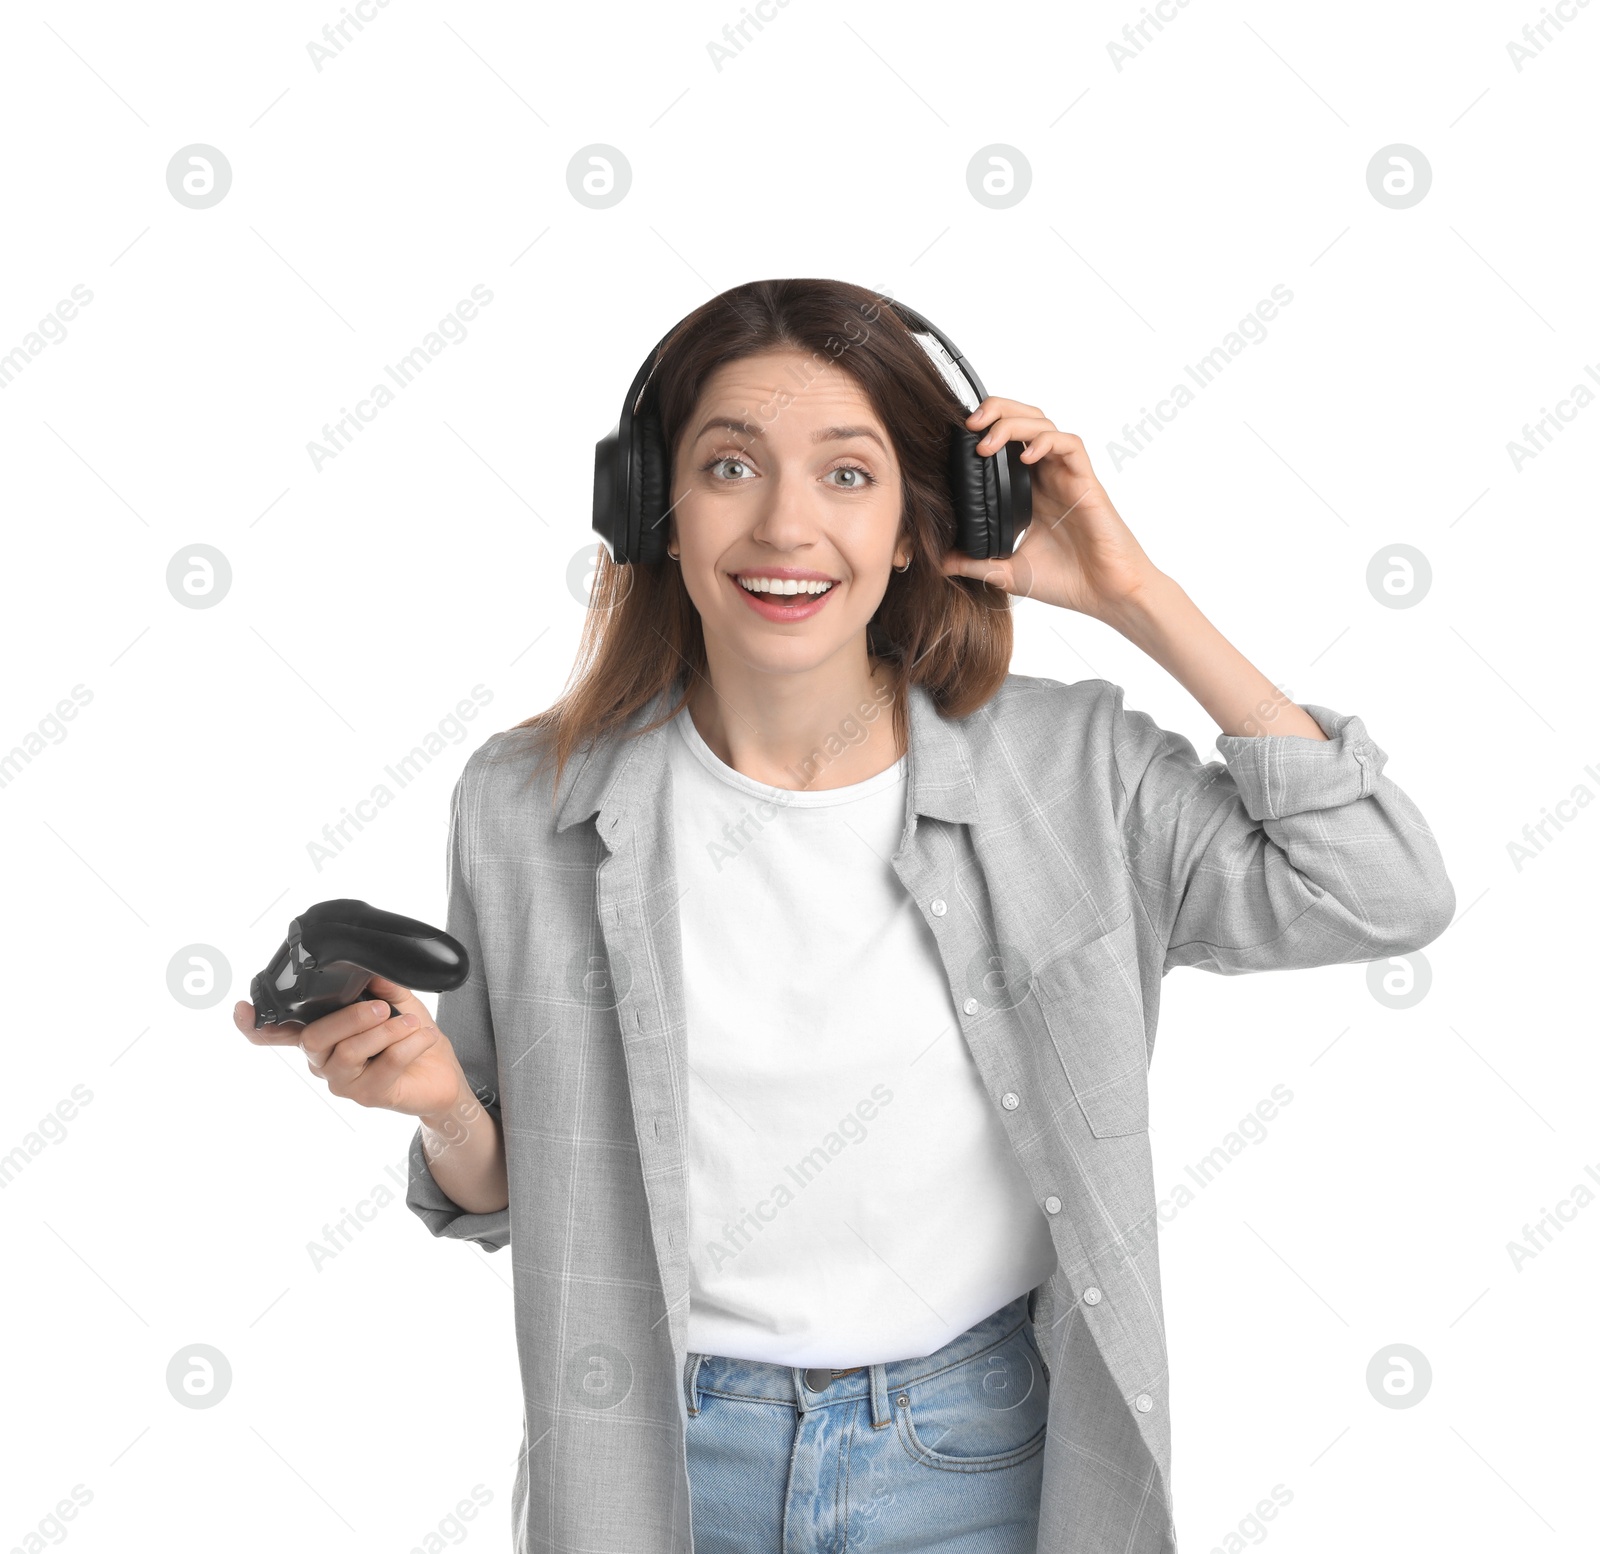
left=1103, top=570, right=1328, bottom=742
left=418, top=1072, right=508, bottom=1215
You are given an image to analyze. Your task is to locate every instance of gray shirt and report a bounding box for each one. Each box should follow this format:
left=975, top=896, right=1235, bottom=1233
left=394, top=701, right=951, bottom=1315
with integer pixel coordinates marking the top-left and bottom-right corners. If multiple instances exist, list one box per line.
left=406, top=672, right=1455, bottom=1553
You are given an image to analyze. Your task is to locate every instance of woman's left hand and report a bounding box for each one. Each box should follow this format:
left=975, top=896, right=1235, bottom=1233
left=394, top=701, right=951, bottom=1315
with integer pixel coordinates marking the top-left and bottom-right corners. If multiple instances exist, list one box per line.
left=940, top=398, right=1161, bottom=624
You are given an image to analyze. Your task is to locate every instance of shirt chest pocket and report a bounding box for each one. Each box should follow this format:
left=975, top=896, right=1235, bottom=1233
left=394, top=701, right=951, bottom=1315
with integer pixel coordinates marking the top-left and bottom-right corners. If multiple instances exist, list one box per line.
left=1029, top=912, right=1150, bottom=1138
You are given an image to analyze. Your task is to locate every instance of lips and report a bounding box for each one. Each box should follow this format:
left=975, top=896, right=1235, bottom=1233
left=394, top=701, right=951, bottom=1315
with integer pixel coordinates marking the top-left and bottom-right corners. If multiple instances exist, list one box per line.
left=728, top=572, right=839, bottom=622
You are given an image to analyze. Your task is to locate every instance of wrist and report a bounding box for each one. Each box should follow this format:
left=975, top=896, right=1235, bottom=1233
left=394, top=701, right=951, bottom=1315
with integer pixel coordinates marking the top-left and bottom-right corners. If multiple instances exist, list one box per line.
left=419, top=1066, right=482, bottom=1138
left=1098, top=568, right=1182, bottom=643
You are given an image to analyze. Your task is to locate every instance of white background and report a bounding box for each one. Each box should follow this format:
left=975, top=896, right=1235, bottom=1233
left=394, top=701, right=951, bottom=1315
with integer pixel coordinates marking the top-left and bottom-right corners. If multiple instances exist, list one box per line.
left=1, top=1, right=1595, bottom=1550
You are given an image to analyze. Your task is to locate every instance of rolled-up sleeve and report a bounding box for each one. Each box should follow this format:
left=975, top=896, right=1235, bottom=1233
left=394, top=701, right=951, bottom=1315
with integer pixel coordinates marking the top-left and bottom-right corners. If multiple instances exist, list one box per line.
left=1112, top=689, right=1456, bottom=975
left=405, top=758, right=512, bottom=1252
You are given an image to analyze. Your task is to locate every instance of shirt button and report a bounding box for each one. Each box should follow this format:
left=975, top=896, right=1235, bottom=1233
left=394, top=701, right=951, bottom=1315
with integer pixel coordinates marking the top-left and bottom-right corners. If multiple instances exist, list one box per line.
left=1001, top=1091, right=1020, bottom=1110
left=1082, top=1286, right=1102, bottom=1305
left=962, top=997, right=979, bottom=1015
left=1135, top=1392, right=1153, bottom=1413
left=1044, top=1195, right=1062, bottom=1215
left=930, top=898, right=946, bottom=916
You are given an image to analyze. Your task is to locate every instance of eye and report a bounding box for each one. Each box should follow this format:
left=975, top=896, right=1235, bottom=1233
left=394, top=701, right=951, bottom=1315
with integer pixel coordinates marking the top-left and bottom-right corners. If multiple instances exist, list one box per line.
left=825, top=463, right=876, bottom=490
left=700, top=454, right=755, bottom=481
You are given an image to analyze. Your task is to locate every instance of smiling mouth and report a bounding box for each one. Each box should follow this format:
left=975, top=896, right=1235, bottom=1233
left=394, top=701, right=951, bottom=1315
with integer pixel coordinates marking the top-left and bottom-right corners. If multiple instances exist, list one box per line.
left=734, top=576, right=837, bottom=598
left=728, top=572, right=840, bottom=617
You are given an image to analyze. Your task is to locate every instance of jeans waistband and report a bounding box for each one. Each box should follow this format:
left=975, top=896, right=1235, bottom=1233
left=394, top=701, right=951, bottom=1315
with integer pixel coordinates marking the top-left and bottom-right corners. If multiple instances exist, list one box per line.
left=683, top=1293, right=1037, bottom=1433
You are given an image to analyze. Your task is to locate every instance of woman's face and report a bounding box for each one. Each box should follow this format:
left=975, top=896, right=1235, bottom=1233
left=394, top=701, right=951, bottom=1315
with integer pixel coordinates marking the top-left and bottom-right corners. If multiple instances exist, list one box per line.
left=668, top=349, right=908, bottom=680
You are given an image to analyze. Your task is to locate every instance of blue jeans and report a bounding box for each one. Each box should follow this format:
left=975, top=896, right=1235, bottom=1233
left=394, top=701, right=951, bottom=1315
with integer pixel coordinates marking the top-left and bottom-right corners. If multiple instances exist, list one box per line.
left=684, top=1292, right=1048, bottom=1552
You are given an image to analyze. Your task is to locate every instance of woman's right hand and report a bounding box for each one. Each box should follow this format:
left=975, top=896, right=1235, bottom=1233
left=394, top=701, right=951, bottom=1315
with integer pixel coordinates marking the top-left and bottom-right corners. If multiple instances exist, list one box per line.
left=232, top=971, right=467, bottom=1119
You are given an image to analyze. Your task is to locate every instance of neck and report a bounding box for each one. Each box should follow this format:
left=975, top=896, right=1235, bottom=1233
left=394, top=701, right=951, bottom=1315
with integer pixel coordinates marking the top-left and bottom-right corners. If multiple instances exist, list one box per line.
left=685, top=652, right=903, bottom=792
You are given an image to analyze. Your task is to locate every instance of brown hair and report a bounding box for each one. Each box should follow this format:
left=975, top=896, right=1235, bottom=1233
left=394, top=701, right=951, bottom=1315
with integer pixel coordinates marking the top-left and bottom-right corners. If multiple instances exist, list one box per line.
left=514, top=276, right=1014, bottom=802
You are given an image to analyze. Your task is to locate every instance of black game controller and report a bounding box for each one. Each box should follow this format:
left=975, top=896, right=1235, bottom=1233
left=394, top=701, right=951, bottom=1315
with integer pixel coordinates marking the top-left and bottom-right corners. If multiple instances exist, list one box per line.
left=250, top=898, right=470, bottom=1030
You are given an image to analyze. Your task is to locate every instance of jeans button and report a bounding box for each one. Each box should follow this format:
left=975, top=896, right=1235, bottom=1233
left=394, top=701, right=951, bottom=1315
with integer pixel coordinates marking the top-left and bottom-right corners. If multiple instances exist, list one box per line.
left=803, top=1368, right=832, bottom=1391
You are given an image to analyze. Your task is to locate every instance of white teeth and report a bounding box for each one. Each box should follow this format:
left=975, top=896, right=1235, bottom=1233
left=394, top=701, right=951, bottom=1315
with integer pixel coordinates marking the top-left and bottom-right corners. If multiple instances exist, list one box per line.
left=737, top=576, right=834, bottom=595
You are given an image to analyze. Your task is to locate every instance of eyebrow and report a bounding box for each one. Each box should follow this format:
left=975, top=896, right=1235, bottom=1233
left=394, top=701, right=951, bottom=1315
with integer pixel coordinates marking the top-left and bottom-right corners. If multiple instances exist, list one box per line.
left=694, top=416, right=888, bottom=453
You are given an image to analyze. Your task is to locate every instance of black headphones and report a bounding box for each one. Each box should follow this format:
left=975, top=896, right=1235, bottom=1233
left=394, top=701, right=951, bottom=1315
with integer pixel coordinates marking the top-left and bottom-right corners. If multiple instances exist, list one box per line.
left=592, top=296, right=1032, bottom=567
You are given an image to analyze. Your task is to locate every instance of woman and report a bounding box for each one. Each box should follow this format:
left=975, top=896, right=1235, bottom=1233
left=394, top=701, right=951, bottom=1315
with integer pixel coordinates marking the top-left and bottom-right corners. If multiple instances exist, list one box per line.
left=235, top=277, right=1454, bottom=1554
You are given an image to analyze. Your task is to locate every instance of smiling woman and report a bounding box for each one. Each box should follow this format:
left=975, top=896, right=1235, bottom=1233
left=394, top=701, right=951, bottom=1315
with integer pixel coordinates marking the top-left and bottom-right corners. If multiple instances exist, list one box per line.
left=378, top=276, right=1455, bottom=1554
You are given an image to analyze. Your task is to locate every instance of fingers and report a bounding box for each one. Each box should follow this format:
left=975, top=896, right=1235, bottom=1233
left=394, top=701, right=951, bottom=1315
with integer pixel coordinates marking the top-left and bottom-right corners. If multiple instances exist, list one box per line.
left=313, top=1007, right=418, bottom=1078
left=235, top=980, right=446, bottom=1114
left=1008, top=431, right=1098, bottom=485
left=973, top=417, right=1061, bottom=456
left=984, top=428, right=1056, bottom=457
left=940, top=551, right=1016, bottom=594
left=232, top=1000, right=304, bottom=1046
left=350, top=1025, right=444, bottom=1100
left=1013, top=430, right=1092, bottom=466
left=299, top=997, right=399, bottom=1064
left=361, top=973, right=424, bottom=1017
left=966, top=404, right=1089, bottom=467
left=967, top=398, right=1043, bottom=427
left=362, top=972, right=414, bottom=999
left=329, top=1024, right=444, bottom=1107
left=314, top=1006, right=436, bottom=1089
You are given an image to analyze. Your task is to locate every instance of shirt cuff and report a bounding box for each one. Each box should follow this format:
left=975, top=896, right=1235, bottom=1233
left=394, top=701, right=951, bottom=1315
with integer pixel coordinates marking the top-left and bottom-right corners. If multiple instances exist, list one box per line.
left=1212, top=703, right=1386, bottom=822
left=404, top=1126, right=512, bottom=1253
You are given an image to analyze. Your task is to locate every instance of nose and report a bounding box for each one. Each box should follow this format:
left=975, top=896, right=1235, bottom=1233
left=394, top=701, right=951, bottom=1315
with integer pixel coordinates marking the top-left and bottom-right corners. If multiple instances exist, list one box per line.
left=744, top=471, right=827, bottom=549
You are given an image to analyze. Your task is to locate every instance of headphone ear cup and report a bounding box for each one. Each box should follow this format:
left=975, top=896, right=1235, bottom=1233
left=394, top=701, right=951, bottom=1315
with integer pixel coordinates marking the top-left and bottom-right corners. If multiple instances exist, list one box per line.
left=593, top=430, right=623, bottom=561
left=631, top=411, right=670, bottom=565
left=997, top=441, right=1033, bottom=554
left=948, top=426, right=1001, bottom=560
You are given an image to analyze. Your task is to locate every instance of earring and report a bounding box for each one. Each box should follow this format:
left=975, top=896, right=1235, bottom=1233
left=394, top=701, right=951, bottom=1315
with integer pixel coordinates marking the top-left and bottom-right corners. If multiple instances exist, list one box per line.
left=667, top=544, right=679, bottom=560
left=893, top=556, right=911, bottom=572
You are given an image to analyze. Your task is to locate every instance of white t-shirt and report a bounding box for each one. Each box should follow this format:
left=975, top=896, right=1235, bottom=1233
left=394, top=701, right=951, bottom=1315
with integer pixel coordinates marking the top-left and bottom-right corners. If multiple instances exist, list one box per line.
left=669, top=703, right=1058, bottom=1367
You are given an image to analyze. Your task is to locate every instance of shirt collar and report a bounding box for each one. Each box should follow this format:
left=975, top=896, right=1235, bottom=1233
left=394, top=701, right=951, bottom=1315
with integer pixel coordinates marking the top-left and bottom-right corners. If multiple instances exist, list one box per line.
left=551, top=679, right=981, bottom=842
